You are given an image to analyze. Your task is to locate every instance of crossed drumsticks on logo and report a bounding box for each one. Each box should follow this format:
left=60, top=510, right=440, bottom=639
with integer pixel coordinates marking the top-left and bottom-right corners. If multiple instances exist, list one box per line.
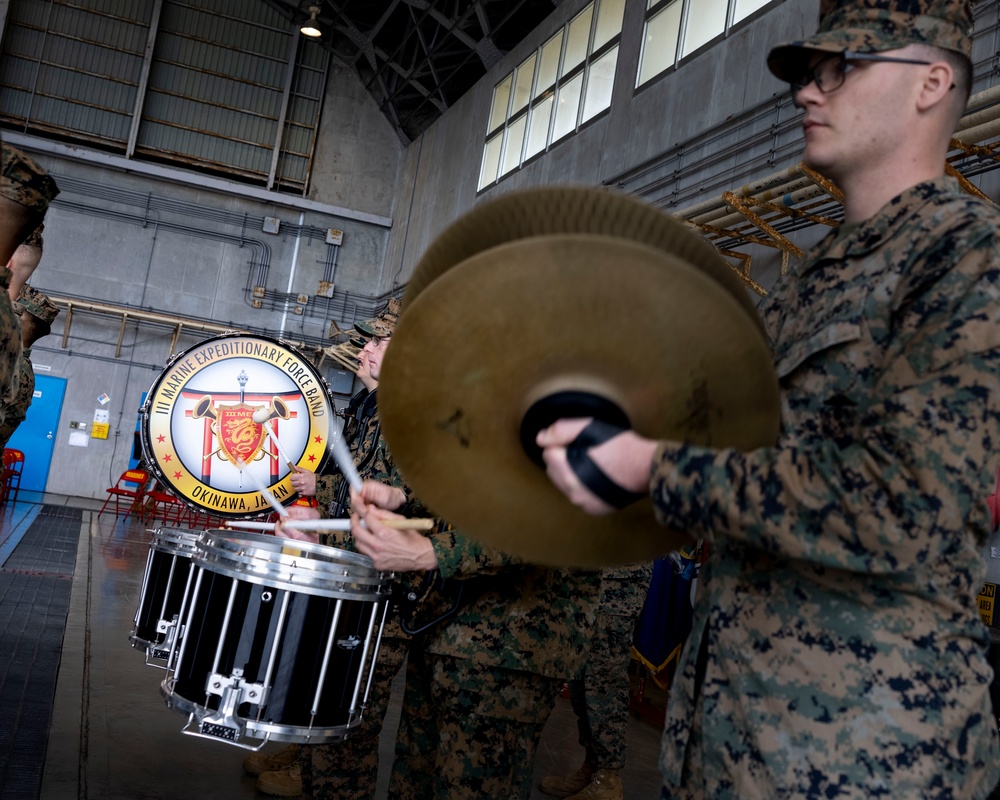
left=193, top=394, right=297, bottom=471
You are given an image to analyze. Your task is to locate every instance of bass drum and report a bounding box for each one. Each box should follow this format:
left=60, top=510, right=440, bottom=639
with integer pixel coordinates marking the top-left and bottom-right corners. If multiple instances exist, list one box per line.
left=139, top=333, right=336, bottom=519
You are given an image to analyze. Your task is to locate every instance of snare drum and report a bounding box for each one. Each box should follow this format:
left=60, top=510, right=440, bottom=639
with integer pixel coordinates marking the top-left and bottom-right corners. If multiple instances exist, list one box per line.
left=161, top=531, right=390, bottom=748
left=139, top=333, right=336, bottom=520
left=130, top=527, right=200, bottom=667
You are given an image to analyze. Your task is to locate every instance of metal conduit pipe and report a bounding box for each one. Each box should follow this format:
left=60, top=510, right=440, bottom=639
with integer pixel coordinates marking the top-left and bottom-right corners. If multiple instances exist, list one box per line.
left=687, top=184, right=835, bottom=234
left=52, top=174, right=332, bottom=244
left=634, top=117, right=804, bottom=205
left=611, top=90, right=799, bottom=187
left=51, top=197, right=273, bottom=310
left=955, top=84, right=1000, bottom=131
left=953, top=116, right=1000, bottom=146
left=643, top=134, right=807, bottom=212
left=681, top=174, right=812, bottom=225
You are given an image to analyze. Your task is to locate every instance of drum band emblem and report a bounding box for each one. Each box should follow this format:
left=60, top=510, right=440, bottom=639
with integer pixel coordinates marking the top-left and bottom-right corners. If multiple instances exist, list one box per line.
left=140, top=334, right=335, bottom=518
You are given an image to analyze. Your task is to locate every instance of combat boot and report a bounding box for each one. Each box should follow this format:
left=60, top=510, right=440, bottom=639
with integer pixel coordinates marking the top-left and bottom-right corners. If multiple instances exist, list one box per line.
left=256, top=763, right=303, bottom=797
left=539, top=762, right=594, bottom=797
left=565, top=769, right=623, bottom=800
left=243, top=743, right=300, bottom=776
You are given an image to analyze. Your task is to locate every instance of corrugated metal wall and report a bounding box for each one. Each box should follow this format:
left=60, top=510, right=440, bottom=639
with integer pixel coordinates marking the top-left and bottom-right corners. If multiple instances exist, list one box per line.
left=0, top=0, right=328, bottom=193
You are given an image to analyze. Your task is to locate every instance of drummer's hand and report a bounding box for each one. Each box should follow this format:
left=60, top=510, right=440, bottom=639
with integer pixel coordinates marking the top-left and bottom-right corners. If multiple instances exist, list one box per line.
left=350, top=480, right=406, bottom=516
left=351, top=507, right=438, bottom=572
left=536, top=418, right=657, bottom=515
left=275, top=505, right=321, bottom=543
left=289, top=467, right=317, bottom=497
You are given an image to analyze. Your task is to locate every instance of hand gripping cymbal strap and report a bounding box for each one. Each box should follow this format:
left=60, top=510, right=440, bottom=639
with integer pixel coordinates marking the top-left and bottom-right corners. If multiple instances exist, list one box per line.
left=566, top=420, right=646, bottom=509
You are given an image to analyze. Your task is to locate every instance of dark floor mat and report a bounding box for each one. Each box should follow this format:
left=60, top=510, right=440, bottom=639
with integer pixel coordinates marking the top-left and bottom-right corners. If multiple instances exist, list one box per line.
left=0, top=506, right=83, bottom=800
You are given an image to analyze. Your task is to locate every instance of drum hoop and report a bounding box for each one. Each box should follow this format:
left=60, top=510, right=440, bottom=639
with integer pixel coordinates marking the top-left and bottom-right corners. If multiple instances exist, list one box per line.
left=193, top=530, right=390, bottom=600
left=150, top=527, right=202, bottom=556
left=139, top=333, right=337, bottom=520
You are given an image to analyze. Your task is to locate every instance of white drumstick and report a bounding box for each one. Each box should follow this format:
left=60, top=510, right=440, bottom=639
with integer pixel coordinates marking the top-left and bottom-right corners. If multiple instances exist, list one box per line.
left=225, top=519, right=351, bottom=532
left=225, top=518, right=434, bottom=532
left=234, top=458, right=287, bottom=518
left=251, top=407, right=296, bottom=470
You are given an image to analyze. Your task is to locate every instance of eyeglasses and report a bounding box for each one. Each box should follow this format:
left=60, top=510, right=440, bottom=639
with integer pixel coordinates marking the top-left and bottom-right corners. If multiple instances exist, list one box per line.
left=789, top=51, right=934, bottom=97
left=368, top=335, right=389, bottom=347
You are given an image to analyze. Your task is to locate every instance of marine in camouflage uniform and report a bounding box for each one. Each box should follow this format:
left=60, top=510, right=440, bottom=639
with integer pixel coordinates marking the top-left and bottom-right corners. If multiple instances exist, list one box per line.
left=281, top=300, right=416, bottom=800
left=650, top=3, right=1000, bottom=798
left=540, top=563, right=653, bottom=800
left=535, top=2, right=1000, bottom=798
left=0, top=285, right=59, bottom=448
left=657, top=173, right=1000, bottom=799
left=384, top=529, right=601, bottom=800
left=0, top=146, right=58, bottom=427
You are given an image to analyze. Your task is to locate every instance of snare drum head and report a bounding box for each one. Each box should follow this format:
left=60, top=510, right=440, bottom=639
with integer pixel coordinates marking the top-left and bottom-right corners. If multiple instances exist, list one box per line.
left=140, top=334, right=335, bottom=519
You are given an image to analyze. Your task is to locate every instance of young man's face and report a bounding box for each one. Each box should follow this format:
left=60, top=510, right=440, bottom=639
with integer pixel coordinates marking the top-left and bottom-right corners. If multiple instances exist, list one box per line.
left=792, top=48, right=920, bottom=183
left=362, top=335, right=389, bottom=381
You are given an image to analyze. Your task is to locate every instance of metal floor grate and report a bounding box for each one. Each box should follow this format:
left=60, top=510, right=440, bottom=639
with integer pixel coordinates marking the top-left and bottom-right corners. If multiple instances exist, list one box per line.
left=0, top=506, right=82, bottom=800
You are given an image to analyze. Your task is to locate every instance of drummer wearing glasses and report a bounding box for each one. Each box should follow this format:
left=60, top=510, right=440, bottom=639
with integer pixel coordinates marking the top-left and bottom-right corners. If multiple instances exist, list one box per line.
left=249, top=299, right=415, bottom=800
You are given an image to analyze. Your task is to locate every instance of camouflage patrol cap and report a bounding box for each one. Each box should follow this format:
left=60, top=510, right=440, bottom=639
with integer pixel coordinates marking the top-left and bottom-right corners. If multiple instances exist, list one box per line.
left=355, top=297, right=400, bottom=338
left=16, top=285, right=59, bottom=324
left=768, top=0, right=974, bottom=83
left=0, top=145, right=59, bottom=214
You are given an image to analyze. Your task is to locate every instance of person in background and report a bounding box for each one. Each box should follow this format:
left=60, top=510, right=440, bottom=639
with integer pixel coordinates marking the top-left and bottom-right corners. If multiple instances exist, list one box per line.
left=0, top=145, right=58, bottom=427
left=246, top=298, right=413, bottom=800
left=539, top=562, right=652, bottom=800
left=0, top=285, right=59, bottom=447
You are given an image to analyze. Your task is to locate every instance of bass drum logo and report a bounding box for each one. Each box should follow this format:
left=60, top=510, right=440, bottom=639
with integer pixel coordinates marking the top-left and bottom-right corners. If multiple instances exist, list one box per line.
left=140, top=333, right=335, bottom=518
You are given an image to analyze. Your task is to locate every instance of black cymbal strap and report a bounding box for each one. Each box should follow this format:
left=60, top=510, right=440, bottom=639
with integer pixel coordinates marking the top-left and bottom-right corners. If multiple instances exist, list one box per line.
left=565, top=420, right=646, bottom=508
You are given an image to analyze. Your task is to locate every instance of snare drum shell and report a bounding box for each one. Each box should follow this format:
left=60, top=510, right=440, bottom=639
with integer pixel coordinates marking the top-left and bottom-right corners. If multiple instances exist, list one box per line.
left=130, top=528, right=200, bottom=651
left=171, top=570, right=381, bottom=730
left=164, top=533, right=391, bottom=743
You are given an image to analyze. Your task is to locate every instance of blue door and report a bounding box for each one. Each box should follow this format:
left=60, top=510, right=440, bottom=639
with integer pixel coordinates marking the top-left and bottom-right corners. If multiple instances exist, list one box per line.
left=6, top=373, right=68, bottom=493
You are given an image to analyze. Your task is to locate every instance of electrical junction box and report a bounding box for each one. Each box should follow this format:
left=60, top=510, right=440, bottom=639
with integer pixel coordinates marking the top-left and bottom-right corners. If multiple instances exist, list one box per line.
left=325, top=228, right=344, bottom=246
left=317, top=281, right=334, bottom=298
left=262, top=216, right=280, bottom=234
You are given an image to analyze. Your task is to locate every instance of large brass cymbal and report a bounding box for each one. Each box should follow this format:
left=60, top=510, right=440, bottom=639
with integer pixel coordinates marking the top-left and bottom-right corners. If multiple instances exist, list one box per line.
left=404, top=185, right=762, bottom=332
left=380, top=235, right=780, bottom=568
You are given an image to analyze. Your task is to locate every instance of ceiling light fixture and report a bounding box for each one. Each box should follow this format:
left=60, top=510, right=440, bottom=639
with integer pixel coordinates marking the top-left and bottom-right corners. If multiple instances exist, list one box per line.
left=300, top=5, right=322, bottom=38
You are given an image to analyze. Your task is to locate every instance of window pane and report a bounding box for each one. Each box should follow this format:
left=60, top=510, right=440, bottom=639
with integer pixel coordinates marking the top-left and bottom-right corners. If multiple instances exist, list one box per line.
left=479, top=133, right=503, bottom=190
left=500, top=115, right=527, bottom=176
left=564, top=4, right=594, bottom=74
left=582, top=45, right=618, bottom=122
left=682, top=0, right=727, bottom=57
left=489, top=75, right=512, bottom=132
left=593, top=0, right=625, bottom=51
left=525, top=94, right=554, bottom=159
left=511, top=54, right=537, bottom=116
left=636, top=1, right=681, bottom=86
left=734, top=0, right=771, bottom=21
left=552, top=73, right=583, bottom=141
left=535, top=31, right=563, bottom=98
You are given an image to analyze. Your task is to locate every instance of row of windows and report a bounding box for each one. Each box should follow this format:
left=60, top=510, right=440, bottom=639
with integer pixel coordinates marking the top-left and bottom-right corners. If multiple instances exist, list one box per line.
left=638, top=0, right=772, bottom=86
left=479, top=0, right=774, bottom=191
left=479, top=0, right=625, bottom=190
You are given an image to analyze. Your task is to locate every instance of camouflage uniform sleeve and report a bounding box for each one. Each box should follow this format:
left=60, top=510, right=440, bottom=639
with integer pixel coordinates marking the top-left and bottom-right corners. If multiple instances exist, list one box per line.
left=429, top=530, right=519, bottom=580
left=314, top=472, right=343, bottom=515
left=650, top=241, right=1000, bottom=573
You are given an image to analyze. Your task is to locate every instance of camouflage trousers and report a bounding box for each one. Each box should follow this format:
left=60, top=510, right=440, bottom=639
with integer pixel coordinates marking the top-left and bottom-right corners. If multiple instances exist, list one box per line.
left=568, top=611, right=640, bottom=769
left=388, top=650, right=561, bottom=800
left=299, top=635, right=410, bottom=800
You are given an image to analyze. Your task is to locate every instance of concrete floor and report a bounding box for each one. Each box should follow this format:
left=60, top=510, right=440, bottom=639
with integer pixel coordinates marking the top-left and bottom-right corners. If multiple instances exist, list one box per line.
left=1, top=493, right=666, bottom=799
